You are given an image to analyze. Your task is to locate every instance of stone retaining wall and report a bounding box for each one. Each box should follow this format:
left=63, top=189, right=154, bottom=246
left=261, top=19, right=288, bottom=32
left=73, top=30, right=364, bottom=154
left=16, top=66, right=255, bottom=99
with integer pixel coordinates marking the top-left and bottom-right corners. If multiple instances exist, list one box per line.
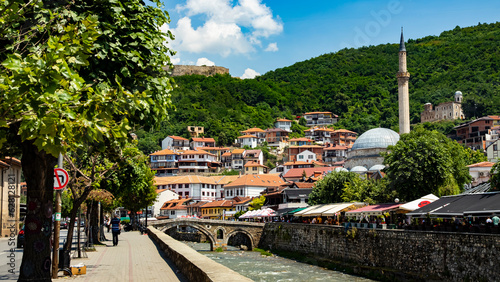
left=258, top=223, right=500, bottom=281
left=147, top=226, right=252, bottom=282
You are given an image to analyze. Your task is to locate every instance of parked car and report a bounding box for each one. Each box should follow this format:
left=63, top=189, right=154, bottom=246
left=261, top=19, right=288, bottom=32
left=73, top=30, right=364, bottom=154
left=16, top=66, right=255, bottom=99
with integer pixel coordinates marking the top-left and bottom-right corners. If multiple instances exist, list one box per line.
left=17, top=225, right=25, bottom=248
left=60, top=221, right=68, bottom=229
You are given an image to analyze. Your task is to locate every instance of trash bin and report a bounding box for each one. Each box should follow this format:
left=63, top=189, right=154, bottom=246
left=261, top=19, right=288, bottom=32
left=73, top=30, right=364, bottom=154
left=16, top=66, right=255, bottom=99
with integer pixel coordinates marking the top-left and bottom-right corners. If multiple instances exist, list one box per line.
left=59, top=249, right=71, bottom=269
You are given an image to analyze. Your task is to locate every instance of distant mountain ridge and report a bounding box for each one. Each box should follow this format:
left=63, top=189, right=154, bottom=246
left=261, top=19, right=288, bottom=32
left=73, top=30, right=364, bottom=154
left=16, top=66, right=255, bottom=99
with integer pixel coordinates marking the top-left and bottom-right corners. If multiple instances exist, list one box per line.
left=137, top=22, right=500, bottom=152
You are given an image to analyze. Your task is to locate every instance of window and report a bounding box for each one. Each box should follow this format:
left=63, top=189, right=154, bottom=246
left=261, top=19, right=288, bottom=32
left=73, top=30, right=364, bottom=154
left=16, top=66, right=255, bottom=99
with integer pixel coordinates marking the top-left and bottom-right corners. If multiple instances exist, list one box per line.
left=185, top=192, right=189, bottom=196
left=170, top=211, right=175, bottom=215
left=253, top=167, right=257, bottom=171
left=298, top=155, right=304, bottom=159
left=494, top=145, right=498, bottom=151
left=211, top=192, right=214, bottom=196
left=202, top=184, right=205, bottom=188
left=308, top=155, right=313, bottom=159
left=202, top=192, right=205, bottom=196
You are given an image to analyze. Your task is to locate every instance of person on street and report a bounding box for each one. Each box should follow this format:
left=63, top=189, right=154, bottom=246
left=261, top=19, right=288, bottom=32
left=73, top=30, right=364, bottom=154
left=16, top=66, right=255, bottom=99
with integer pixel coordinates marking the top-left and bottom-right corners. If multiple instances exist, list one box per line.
left=111, top=214, right=121, bottom=246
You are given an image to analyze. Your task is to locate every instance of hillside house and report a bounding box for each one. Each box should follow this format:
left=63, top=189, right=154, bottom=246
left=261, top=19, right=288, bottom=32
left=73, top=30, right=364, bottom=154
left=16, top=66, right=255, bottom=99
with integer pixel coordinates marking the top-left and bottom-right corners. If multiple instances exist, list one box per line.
left=304, top=112, right=338, bottom=127
left=223, top=174, right=285, bottom=200
left=304, top=127, right=334, bottom=144
left=244, top=149, right=264, bottom=165
left=162, top=135, right=189, bottom=150
left=331, top=129, right=358, bottom=146
left=244, top=161, right=268, bottom=175
left=454, top=116, right=500, bottom=150
left=289, top=137, right=314, bottom=146
left=178, top=149, right=219, bottom=174
left=150, top=149, right=180, bottom=176
left=190, top=137, right=216, bottom=149
left=237, top=135, right=258, bottom=148
left=231, top=149, right=245, bottom=170
left=160, top=198, right=193, bottom=219
left=274, top=118, right=292, bottom=132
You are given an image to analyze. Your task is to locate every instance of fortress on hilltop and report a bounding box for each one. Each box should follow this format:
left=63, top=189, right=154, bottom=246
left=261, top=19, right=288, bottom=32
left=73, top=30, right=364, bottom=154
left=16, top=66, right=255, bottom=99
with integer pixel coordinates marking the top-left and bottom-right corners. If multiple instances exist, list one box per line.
left=168, top=65, right=229, bottom=77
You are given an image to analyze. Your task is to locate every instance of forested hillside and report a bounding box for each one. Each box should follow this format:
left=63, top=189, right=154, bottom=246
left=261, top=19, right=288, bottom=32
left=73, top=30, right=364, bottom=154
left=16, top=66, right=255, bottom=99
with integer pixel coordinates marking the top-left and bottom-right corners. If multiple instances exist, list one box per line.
left=136, top=22, right=500, bottom=154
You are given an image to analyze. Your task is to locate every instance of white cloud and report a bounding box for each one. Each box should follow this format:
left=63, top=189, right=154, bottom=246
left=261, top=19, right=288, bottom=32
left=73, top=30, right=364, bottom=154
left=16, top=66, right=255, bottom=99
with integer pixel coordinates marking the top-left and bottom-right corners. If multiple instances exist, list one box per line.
left=196, top=58, right=215, bottom=66
left=240, top=68, right=260, bottom=79
left=264, top=42, right=278, bottom=52
left=171, top=57, right=181, bottom=64
left=170, top=0, right=283, bottom=56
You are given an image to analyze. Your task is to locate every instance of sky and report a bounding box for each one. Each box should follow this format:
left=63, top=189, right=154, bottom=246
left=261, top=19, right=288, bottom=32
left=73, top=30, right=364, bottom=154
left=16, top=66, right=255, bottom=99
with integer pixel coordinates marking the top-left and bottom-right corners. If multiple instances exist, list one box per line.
left=159, top=0, right=500, bottom=79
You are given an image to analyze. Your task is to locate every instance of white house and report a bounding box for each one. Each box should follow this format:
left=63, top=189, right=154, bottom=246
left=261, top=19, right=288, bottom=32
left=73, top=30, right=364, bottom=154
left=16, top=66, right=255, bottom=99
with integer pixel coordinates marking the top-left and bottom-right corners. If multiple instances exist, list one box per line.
left=162, top=135, right=190, bottom=150
left=486, top=139, right=499, bottom=162
left=244, top=149, right=264, bottom=165
left=467, top=162, right=495, bottom=187
left=223, top=174, right=285, bottom=199
left=159, top=198, right=192, bottom=219
left=190, top=137, right=216, bottom=149
left=154, top=175, right=218, bottom=202
left=274, top=118, right=292, bottom=132
left=296, top=150, right=317, bottom=163
left=231, top=149, right=245, bottom=170
left=152, top=189, right=178, bottom=217
left=237, top=135, right=258, bottom=148
left=178, top=149, right=218, bottom=174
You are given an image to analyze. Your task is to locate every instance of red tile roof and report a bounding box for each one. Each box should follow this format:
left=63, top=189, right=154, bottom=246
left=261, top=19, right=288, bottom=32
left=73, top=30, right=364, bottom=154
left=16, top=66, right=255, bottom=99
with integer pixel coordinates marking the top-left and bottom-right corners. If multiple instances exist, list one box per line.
left=224, top=174, right=284, bottom=188
left=181, top=149, right=215, bottom=156
left=201, top=200, right=234, bottom=208
left=238, top=135, right=257, bottom=139
left=467, top=161, right=495, bottom=168
left=242, top=127, right=265, bottom=133
left=169, top=135, right=188, bottom=141
left=276, top=118, right=291, bottom=122
left=150, top=148, right=179, bottom=156
left=283, top=167, right=335, bottom=178
left=192, top=137, right=216, bottom=142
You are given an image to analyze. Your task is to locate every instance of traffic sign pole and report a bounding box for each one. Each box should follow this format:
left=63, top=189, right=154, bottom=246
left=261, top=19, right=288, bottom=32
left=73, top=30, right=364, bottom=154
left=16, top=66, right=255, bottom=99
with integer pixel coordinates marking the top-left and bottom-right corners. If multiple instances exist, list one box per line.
left=52, top=154, right=64, bottom=279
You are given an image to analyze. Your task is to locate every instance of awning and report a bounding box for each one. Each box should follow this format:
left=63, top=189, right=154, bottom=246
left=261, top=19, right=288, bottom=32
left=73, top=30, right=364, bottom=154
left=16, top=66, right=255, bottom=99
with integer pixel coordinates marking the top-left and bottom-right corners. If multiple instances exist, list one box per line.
left=294, top=205, right=326, bottom=216
left=345, top=203, right=402, bottom=217
left=399, top=194, right=439, bottom=212
left=407, top=192, right=500, bottom=217
left=302, top=204, right=341, bottom=216
left=322, top=203, right=366, bottom=216
left=282, top=207, right=308, bottom=215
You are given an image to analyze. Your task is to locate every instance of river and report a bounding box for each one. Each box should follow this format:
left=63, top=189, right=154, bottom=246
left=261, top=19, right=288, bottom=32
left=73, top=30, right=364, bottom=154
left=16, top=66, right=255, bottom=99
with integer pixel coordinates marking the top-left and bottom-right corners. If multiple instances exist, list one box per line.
left=183, top=241, right=373, bottom=281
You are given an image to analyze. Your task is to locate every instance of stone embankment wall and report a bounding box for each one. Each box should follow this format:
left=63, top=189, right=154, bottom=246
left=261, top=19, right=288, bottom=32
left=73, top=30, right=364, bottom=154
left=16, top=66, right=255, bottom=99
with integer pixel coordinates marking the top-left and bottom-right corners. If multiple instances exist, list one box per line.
left=170, top=65, right=229, bottom=77
left=259, top=223, right=500, bottom=281
left=147, top=227, right=252, bottom=282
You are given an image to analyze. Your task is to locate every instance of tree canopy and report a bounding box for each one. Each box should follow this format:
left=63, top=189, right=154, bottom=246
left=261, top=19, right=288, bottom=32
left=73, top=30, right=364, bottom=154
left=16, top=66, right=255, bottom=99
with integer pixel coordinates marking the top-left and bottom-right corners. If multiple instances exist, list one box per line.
left=382, top=126, right=472, bottom=201
left=308, top=171, right=359, bottom=205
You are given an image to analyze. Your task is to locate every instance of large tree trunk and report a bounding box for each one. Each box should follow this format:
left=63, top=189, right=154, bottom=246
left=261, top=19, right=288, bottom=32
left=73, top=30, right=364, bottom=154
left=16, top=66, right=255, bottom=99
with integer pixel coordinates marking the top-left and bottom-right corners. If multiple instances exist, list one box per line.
left=89, top=200, right=100, bottom=244
left=19, top=141, right=57, bottom=281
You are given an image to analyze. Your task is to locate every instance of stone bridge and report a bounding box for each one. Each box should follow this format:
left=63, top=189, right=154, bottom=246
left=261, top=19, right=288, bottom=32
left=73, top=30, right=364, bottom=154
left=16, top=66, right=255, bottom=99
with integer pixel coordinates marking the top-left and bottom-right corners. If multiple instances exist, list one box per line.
left=150, top=218, right=265, bottom=251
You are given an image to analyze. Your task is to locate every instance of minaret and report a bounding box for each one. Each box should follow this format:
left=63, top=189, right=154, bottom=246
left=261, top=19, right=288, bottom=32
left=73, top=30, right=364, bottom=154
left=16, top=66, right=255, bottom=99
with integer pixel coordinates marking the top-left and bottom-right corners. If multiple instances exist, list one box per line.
left=397, top=28, right=410, bottom=134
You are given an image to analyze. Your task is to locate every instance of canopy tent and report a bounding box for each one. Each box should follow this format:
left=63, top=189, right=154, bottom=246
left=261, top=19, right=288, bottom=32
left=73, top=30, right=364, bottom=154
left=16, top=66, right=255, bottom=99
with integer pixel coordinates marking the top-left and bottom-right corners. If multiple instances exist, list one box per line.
left=345, top=203, right=402, bottom=217
left=294, top=205, right=327, bottom=216
left=281, top=207, right=308, bottom=216
left=408, top=192, right=500, bottom=217
left=302, top=204, right=342, bottom=216
left=399, top=194, right=439, bottom=212
left=322, top=202, right=366, bottom=216
left=240, top=208, right=277, bottom=218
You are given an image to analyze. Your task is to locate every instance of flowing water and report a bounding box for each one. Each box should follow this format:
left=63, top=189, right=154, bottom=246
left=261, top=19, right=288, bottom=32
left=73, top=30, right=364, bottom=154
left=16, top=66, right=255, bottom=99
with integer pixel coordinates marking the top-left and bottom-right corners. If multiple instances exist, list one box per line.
left=184, top=241, right=373, bottom=282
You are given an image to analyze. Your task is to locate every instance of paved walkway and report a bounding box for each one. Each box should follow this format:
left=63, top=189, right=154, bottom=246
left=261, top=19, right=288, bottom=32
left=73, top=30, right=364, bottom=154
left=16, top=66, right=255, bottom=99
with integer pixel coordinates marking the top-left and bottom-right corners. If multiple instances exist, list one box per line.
left=67, top=230, right=186, bottom=282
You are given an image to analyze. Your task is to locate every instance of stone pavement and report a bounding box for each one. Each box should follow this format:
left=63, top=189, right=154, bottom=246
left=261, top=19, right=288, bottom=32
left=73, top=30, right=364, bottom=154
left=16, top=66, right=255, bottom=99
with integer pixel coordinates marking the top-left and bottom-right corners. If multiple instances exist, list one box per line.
left=66, top=230, right=186, bottom=282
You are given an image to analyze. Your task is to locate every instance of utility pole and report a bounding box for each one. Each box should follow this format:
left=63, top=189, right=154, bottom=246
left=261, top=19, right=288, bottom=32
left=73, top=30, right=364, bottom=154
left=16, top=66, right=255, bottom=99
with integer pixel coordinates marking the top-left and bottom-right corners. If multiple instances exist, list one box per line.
left=52, top=154, right=63, bottom=278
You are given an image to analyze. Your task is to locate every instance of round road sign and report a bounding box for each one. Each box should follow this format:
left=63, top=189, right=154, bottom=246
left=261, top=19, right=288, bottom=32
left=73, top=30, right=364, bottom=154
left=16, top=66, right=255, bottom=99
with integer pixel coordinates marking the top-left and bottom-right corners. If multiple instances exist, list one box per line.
left=54, top=168, right=69, bottom=190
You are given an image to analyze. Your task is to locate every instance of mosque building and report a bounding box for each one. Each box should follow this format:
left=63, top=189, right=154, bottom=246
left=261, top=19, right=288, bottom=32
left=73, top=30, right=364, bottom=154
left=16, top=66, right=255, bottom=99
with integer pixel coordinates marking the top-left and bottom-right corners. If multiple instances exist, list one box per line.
left=345, top=30, right=408, bottom=173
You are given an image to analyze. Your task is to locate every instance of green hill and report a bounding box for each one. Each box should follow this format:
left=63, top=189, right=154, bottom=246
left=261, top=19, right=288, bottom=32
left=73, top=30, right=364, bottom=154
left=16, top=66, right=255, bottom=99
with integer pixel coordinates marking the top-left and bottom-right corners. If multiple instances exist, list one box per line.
left=136, top=22, right=500, bottom=154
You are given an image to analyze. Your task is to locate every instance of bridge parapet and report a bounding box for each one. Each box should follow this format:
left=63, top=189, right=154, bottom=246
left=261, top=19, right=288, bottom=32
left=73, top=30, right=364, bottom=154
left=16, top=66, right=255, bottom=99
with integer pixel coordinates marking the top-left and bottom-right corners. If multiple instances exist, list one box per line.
left=150, top=218, right=265, bottom=250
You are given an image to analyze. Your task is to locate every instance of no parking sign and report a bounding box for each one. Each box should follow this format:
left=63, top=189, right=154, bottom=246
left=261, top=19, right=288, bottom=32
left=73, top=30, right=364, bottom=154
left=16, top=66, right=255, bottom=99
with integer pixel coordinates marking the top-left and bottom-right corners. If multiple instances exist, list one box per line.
left=54, top=168, right=69, bottom=190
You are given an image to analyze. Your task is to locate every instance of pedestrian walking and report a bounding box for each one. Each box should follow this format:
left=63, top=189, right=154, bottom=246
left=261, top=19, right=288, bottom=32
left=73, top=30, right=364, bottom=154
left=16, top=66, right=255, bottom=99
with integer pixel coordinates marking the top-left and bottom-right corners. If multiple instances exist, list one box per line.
left=111, top=214, right=121, bottom=246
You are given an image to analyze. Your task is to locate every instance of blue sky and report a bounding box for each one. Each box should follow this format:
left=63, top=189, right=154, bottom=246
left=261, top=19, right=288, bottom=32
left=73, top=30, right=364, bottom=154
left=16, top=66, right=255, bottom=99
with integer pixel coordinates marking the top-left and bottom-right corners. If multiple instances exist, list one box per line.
left=159, top=0, right=500, bottom=78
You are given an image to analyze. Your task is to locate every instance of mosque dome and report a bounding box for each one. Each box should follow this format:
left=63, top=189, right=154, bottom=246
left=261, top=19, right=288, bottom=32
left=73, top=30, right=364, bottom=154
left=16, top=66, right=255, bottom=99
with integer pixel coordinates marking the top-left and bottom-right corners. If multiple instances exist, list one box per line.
left=369, top=164, right=386, bottom=171
left=351, top=128, right=400, bottom=150
left=334, top=167, right=349, bottom=172
left=350, top=166, right=368, bottom=173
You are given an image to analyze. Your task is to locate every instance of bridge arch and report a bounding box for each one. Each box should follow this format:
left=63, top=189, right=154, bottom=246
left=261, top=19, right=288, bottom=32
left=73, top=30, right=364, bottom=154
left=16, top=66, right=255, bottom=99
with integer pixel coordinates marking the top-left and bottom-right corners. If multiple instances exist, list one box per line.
left=161, top=223, right=217, bottom=251
left=226, top=229, right=255, bottom=251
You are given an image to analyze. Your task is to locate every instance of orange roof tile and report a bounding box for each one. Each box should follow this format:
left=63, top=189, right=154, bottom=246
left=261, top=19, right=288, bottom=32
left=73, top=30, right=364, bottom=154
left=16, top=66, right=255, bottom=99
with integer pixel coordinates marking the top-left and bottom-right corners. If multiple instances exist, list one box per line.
left=244, top=161, right=267, bottom=168
left=467, top=162, right=495, bottom=168
left=334, top=129, right=357, bottom=134
left=192, top=137, right=216, bottom=142
left=221, top=152, right=232, bottom=157
left=201, top=200, right=235, bottom=208
left=169, top=135, right=188, bottom=141
left=181, top=149, right=215, bottom=156
left=283, top=161, right=315, bottom=166
left=238, top=135, right=258, bottom=139
left=150, top=148, right=179, bottom=156
left=232, top=149, right=245, bottom=154
left=224, top=174, right=284, bottom=188
left=242, top=127, right=265, bottom=133
left=276, top=118, right=291, bottom=122
left=304, top=111, right=332, bottom=115
left=289, top=138, right=313, bottom=142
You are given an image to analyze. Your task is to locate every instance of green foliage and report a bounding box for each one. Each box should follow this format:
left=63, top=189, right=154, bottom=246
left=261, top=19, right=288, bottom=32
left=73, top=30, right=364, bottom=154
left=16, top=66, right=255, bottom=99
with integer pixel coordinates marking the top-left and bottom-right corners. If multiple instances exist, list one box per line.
left=254, top=248, right=272, bottom=256
left=1, top=0, right=175, bottom=156
left=383, top=126, right=471, bottom=201
left=308, top=171, right=359, bottom=205
left=491, top=162, right=500, bottom=191
left=61, top=190, right=73, bottom=218
left=248, top=195, right=266, bottom=211
left=105, top=146, right=158, bottom=213
left=234, top=210, right=246, bottom=219
left=342, top=177, right=395, bottom=204
left=136, top=23, right=500, bottom=152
